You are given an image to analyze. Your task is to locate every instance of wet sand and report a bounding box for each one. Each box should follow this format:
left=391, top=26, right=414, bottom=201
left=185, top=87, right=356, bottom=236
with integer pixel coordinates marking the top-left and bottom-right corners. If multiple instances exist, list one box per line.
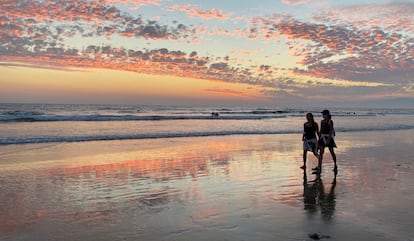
left=0, top=130, right=413, bottom=241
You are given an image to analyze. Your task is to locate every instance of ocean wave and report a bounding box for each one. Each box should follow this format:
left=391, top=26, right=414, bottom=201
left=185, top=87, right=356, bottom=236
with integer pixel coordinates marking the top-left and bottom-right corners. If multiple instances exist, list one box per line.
left=4, top=112, right=406, bottom=122
left=2, top=125, right=414, bottom=145
left=0, top=114, right=289, bottom=122
left=2, top=104, right=414, bottom=122
left=1, top=111, right=405, bottom=122
left=0, top=131, right=291, bottom=145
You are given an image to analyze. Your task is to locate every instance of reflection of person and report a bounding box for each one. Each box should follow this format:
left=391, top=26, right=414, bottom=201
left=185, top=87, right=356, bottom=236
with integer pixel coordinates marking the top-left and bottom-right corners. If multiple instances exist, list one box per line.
left=318, top=173, right=337, bottom=220
left=303, top=169, right=337, bottom=219
left=301, top=113, right=319, bottom=169
left=302, top=170, right=318, bottom=212
left=316, top=110, right=337, bottom=173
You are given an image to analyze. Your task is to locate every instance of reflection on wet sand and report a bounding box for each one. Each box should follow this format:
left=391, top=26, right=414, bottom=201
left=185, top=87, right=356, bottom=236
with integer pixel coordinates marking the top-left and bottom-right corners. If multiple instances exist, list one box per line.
left=0, top=138, right=249, bottom=238
left=1, top=131, right=413, bottom=241
left=303, top=169, right=337, bottom=220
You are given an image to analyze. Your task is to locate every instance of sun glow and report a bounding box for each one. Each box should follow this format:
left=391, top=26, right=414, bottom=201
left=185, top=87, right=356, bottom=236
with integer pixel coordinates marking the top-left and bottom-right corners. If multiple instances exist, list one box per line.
left=0, top=65, right=264, bottom=104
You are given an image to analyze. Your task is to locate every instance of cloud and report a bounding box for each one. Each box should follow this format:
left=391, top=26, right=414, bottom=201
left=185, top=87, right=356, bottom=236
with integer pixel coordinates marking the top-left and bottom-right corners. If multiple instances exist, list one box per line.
left=0, top=0, right=193, bottom=41
left=0, top=37, right=394, bottom=101
left=281, top=0, right=329, bottom=7
left=0, top=61, right=80, bottom=71
left=248, top=5, right=414, bottom=85
left=203, top=88, right=251, bottom=98
left=1, top=0, right=413, bottom=102
left=2, top=0, right=119, bottom=22
left=167, top=4, right=231, bottom=20
left=401, top=81, right=414, bottom=94
left=230, top=49, right=261, bottom=56
left=314, top=3, right=414, bottom=32
left=281, top=0, right=309, bottom=6
left=105, top=0, right=160, bottom=8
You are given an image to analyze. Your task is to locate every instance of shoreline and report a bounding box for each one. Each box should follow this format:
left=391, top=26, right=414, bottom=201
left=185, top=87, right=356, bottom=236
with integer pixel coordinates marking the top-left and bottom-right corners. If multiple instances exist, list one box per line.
left=2, top=126, right=414, bottom=146
left=1, top=127, right=413, bottom=158
left=0, top=129, right=413, bottom=241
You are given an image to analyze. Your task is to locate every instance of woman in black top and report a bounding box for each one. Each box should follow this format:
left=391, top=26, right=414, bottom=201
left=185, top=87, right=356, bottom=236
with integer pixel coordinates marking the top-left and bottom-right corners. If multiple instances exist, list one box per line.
left=317, top=110, right=337, bottom=172
left=301, top=113, right=319, bottom=169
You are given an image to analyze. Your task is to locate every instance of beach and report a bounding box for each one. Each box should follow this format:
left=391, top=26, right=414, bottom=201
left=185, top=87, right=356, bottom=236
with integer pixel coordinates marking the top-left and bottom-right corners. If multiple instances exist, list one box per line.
left=2, top=0, right=414, bottom=239
left=0, top=129, right=413, bottom=241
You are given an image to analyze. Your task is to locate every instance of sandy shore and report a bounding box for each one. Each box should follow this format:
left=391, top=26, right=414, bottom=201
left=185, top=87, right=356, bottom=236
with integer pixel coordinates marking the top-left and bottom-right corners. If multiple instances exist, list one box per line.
left=0, top=130, right=413, bottom=241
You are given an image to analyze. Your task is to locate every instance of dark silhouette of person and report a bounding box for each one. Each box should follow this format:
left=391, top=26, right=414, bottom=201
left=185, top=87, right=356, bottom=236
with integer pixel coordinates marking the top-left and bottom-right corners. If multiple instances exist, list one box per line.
left=316, top=110, right=337, bottom=173
left=301, top=113, right=319, bottom=169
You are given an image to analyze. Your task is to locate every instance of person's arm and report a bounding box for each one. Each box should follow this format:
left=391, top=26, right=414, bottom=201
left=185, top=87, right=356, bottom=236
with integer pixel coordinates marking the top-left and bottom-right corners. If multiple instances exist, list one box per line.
left=302, top=124, right=306, bottom=141
left=329, top=120, right=334, bottom=137
left=315, top=123, right=320, bottom=138
left=318, top=121, right=322, bottom=138
left=327, top=120, right=334, bottom=143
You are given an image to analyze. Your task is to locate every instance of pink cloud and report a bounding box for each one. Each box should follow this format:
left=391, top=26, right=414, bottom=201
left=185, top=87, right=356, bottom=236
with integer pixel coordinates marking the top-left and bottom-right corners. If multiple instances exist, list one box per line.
left=203, top=88, right=251, bottom=98
left=1, top=0, right=116, bottom=22
left=315, top=3, right=414, bottom=32
left=230, top=49, right=261, bottom=56
left=248, top=11, right=414, bottom=83
left=0, top=0, right=193, bottom=41
left=0, top=45, right=266, bottom=91
left=167, top=4, right=231, bottom=20
left=105, top=0, right=160, bottom=5
left=281, top=0, right=309, bottom=6
left=1, top=0, right=412, bottom=102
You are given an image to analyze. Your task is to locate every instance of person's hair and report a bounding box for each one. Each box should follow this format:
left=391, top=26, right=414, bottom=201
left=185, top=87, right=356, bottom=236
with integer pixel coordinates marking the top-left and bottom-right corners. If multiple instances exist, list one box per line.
left=306, top=113, right=314, bottom=122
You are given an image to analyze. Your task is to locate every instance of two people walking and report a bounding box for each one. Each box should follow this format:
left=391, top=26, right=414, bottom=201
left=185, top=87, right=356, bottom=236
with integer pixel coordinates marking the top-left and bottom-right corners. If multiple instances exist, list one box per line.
left=302, top=109, right=337, bottom=173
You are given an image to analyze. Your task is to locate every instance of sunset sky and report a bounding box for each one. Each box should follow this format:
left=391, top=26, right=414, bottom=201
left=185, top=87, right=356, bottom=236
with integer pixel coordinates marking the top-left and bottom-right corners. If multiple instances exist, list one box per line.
left=1, top=0, right=413, bottom=106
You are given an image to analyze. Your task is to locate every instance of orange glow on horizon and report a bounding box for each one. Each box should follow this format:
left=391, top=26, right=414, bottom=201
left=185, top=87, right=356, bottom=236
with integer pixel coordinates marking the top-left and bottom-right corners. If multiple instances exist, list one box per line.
left=0, top=65, right=265, bottom=104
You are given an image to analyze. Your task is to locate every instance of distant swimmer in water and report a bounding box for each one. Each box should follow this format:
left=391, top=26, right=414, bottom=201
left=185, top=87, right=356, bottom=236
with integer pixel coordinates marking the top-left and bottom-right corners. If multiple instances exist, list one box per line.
left=301, top=113, right=319, bottom=169
left=211, top=112, right=219, bottom=117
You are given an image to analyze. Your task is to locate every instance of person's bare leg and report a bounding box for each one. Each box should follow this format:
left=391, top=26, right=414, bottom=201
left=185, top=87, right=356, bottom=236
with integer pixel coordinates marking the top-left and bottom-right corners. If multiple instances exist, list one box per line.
left=315, top=146, right=324, bottom=173
left=301, top=150, right=307, bottom=169
left=329, top=147, right=337, bottom=171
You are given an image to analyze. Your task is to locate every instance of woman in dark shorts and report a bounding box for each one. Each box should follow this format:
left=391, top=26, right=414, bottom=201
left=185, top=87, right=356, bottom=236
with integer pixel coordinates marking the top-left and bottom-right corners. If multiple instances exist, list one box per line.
left=301, top=113, right=319, bottom=169
left=316, top=110, right=337, bottom=173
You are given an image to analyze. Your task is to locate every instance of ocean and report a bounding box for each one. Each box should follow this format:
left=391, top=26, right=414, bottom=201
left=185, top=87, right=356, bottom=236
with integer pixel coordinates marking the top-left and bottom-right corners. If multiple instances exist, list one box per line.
left=1, top=103, right=414, bottom=145
left=1, top=103, right=414, bottom=241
